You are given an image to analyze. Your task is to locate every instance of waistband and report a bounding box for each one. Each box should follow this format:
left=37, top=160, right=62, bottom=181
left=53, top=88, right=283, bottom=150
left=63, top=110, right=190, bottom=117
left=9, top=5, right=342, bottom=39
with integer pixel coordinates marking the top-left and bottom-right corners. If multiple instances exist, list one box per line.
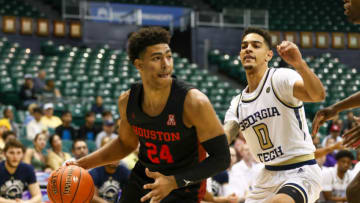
left=265, top=154, right=316, bottom=171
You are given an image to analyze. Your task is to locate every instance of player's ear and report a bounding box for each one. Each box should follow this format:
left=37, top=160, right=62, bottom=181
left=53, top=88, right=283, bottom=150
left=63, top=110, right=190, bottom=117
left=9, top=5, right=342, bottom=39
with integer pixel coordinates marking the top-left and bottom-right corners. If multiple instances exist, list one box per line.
left=266, top=50, right=273, bottom=62
left=134, top=59, right=143, bottom=70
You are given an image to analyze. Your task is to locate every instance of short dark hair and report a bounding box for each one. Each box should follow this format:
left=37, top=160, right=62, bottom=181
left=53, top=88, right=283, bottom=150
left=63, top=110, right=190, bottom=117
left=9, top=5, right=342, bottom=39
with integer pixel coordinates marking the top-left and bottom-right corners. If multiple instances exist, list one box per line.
left=33, top=107, right=43, bottom=114
left=3, top=131, right=16, bottom=141
left=102, top=110, right=112, bottom=118
left=3, top=107, right=11, bottom=117
left=61, top=110, right=71, bottom=117
left=335, top=150, right=355, bottom=161
left=242, top=27, right=272, bottom=49
left=85, top=111, right=95, bottom=118
left=34, top=132, right=46, bottom=142
left=4, top=139, right=25, bottom=153
left=72, top=138, right=87, bottom=150
left=127, top=27, right=171, bottom=64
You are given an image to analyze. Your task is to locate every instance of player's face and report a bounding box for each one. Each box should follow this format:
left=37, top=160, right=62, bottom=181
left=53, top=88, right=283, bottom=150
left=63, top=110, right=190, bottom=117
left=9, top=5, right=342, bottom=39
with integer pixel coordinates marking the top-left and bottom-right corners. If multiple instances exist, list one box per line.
left=337, top=157, right=352, bottom=173
left=135, top=43, right=173, bottom=89
left=240, top=33, right=272, bottom=71
left=5, top=147, right=23, bottom=168
left=344, top=0, right=360, bottom=24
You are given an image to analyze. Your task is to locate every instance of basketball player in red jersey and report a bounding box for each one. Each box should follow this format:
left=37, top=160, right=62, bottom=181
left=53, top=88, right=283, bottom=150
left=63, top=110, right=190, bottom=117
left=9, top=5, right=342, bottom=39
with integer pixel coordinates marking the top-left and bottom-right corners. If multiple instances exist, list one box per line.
left=68, top=27, right=230, bottom=203
left=312, top=1, right=360, bottom=202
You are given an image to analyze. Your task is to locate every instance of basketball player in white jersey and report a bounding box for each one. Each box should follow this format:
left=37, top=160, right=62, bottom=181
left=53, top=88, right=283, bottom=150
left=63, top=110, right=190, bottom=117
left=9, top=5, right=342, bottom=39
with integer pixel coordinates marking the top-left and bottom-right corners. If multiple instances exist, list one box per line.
left=224, top=27, right=326, bottom=203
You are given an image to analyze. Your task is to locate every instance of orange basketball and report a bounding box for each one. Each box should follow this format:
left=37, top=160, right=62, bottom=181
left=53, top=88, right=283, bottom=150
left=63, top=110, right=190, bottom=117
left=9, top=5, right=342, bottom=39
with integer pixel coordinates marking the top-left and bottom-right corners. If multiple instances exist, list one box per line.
left=47, top=165, right=95, bottom=203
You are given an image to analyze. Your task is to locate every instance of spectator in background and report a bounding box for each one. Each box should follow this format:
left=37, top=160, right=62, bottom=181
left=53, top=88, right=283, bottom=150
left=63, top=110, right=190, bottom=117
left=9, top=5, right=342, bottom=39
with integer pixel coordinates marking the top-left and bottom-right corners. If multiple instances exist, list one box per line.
left=55, top=111, right=77, bottom=140
left=0, top=140, right=42, bottom=202
left=322, top=124, right=343, bottom=147
left=33, top=70, right=46, bottom=94
left=95, top=120, right=117, bottom=149
left=27, top=107, right=48, bottom=141
left=3, top=107, right=19, bottom=136
left=0, top=119, right=11, bottom=158
left=102, top=110, right=113, bottom=122
left=46, top=134, right=72, bottom=170
left=341, top=111, right=356, bottom=135
left=2, top=131, right=17, bottom=143
left=322, top=150, right=354, bottom=202
left=233, top=137, right=245, bottom=162
left=323, top=138, right=338, bottom=167
left=71, top=139, right=89, bottom=160
left=326, top=114, right=342, bottom=135
left=41, top=79, right=61, bottom=103
left=91, top=96, right=105, bottom=115
left=77, top=112, right=101, bottom=140
left=23, top=133, right=51, bottom=172
left=19, top=74, right=37, bottom=109
left=40, top=103, right=62, bottom=130
left=90, top=137, right=130, bottom=203
left=24, top=103, right=38, bottom=125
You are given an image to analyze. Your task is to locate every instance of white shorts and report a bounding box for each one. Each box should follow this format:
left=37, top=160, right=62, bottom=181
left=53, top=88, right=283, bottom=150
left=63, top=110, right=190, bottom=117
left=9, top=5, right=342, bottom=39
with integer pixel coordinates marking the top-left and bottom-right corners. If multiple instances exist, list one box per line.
left=245, top=164, right=322, bottom=203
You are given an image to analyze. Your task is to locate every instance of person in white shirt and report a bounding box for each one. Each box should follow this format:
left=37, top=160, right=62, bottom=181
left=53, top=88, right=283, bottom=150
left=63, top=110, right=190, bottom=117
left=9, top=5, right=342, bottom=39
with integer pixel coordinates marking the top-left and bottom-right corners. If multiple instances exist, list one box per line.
left=95, top=120, right=118, bottom=149
left=321, top=124, right=343, bottom=148
left=322, top=150, right=354, bottom=202
left=223, top=27, right=325, bottom=203
left=26, top=107, right=47, bottom=140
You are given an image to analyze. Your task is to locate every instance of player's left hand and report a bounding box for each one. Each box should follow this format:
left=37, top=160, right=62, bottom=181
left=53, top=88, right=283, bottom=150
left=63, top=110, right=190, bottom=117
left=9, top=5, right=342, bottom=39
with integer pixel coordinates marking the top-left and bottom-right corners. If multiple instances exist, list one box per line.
left=343, top=125, right=360, bottom=149
left=141, top=168, right=177, bottom=203
left=277, top=41, right=303, bottom=68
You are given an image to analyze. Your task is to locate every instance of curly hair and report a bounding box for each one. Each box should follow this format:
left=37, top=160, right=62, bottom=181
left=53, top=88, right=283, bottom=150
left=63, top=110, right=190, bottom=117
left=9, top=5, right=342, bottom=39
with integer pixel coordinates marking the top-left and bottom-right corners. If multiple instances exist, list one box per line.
left=242, top=27, right=272, bottom=49
left=127, top=27, right=171, bottom=64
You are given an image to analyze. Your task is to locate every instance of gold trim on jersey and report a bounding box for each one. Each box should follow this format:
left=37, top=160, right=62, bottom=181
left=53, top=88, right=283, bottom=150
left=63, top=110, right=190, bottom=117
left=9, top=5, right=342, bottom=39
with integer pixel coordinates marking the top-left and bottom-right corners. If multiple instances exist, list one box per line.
left=270, top=70, right=303, bottom=109
left=271, top=154, right=315, bottom=166
left=241, top=68, right=270, bottom=102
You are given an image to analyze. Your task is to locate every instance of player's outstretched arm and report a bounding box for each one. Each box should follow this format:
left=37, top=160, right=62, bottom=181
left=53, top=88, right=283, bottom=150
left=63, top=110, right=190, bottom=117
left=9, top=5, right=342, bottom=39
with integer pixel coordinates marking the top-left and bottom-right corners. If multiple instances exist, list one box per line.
left=175, top=89, right=231, bottom=186
left=277, top=41, right=325, bottom=102
left=76, top=91, right=139, bottom=170
left=223, top=94, right=241, bottom=143
left=314, top=141, right=344, bottom=159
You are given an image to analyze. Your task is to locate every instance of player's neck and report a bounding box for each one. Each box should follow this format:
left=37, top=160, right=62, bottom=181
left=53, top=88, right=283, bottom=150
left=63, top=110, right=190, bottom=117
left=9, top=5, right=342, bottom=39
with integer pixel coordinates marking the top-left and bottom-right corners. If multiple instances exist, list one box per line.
left=246, top=66, right=268, bottom=93
left=142, top=80, right=172, bottom=114
left=337, top=170, right=345, bottom=179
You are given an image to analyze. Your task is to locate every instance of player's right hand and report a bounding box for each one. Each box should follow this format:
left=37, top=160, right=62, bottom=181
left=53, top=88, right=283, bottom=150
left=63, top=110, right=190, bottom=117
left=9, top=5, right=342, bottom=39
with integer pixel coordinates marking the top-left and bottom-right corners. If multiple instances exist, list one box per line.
left=311, top=106, right=338, bottom=136
left=343, top=126, right=360, bottom=149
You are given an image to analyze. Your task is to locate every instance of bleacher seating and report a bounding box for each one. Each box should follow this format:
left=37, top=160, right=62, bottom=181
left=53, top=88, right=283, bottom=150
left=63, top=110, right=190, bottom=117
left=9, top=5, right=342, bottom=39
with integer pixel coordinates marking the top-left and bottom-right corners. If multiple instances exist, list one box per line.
left=0, top=0, right=46, bottom=18
left=209, top=49, right=360, bottom=127
left=204, top=0, right=360, bottom=32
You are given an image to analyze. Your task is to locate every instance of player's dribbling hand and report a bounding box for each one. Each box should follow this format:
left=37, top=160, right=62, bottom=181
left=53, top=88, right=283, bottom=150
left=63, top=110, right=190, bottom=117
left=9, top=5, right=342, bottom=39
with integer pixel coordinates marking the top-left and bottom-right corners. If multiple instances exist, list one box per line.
left=311, top=107, right=338, bottom=136
left=276, top=41, right=303, bottom=68
left=141, top=168, right=177, bottom=203
left=343, top=125, right=360, bottom=149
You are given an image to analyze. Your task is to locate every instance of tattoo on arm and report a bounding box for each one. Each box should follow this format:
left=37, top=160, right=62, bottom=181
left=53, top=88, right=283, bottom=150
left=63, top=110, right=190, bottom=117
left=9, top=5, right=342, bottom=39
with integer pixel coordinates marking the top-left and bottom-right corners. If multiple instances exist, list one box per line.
left=224, top=121, right=240, bottom=143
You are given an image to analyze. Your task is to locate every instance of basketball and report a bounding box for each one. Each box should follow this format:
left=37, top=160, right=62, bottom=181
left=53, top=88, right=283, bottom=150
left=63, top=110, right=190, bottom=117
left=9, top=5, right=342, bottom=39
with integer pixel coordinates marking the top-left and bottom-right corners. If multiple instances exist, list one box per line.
left=47, top=165, right=95, bottom=203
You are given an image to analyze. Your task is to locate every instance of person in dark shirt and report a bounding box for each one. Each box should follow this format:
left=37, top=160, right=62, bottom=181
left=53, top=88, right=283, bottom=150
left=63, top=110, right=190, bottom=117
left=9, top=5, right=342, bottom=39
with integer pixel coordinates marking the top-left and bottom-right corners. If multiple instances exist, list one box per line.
left=69, top=27, right=230, bottom=203
left=19, top=74, right=37, bottom=110
left=90, top=138, right=130, bottom=203
left=0, top=139, right=41, bottom=202
left=91, top=96, right=105, bottom=115
left=33, top=70, right=46, bottom=94
left=55, top=111, right=77, bottom=140
left=77, top=112, right=101, bottom=140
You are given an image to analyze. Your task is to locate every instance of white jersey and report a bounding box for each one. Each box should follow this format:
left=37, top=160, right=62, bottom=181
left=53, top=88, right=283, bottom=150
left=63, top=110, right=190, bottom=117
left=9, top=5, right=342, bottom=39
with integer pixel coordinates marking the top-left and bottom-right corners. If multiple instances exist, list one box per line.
left=225, top=68, right=315, bottom=165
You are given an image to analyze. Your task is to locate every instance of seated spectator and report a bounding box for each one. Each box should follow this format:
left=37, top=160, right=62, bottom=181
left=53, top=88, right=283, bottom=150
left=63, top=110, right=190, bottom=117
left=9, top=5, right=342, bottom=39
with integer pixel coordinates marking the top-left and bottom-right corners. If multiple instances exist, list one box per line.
left=47, top=134, right=72, bottom=170
left=0, top=120, right=11, bottom=155
left=77, top=112, right=101, bottom=140
left=3, top=107, right=19, bottom=136
left=40, top=103, right=62, bottom=130
left=33, top=70, right=46, bottom=94
left=0, top=139, right=42, bottom=202
left=322, top=150, right=354, bottom=202
left=23, top=133, right=51, bottom=172
left=55, top=111, right=77, bottom=140
left=2, top=131, right=17, bottom=143
left=27, top=107, right=48, bottom=140
left=322, top=124, right=342, bottom=147
left=19, top=74, right=37, bottom=109
left=91, top=96, right=104, bottom=115
left=322, top=138, right=341, bottom=167
left=71, top=139, right=88, bottom=160
left=95, top=120, right=117, bottom=149
left=90, top=138, right=130, bottom=203
left=24, top=103, right=38, bottom=125
left=40, top=79, right=61, bottom=103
